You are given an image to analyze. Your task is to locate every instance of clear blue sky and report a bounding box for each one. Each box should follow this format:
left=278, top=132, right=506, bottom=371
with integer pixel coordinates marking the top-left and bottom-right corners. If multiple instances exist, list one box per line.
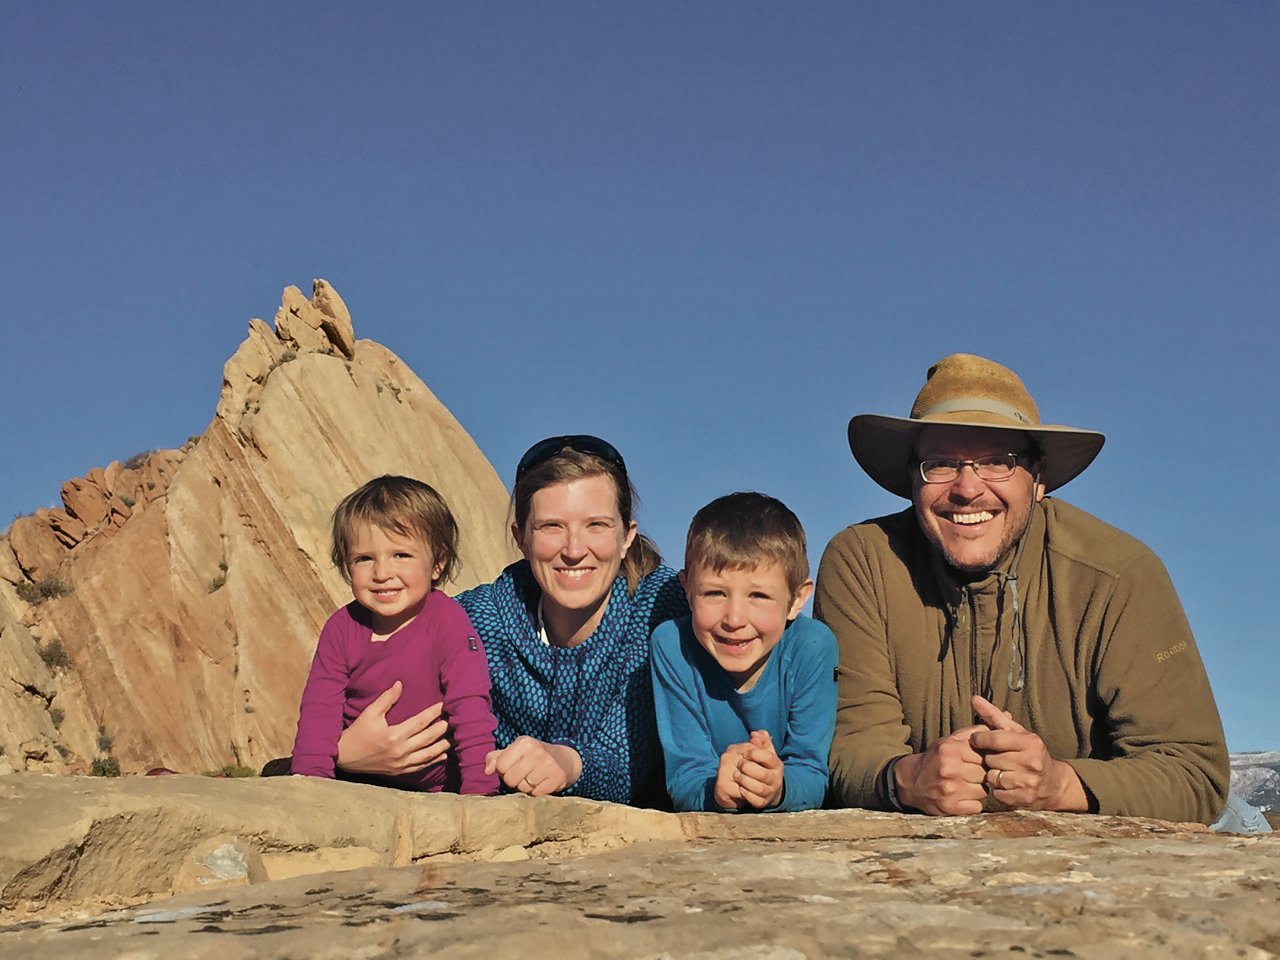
left=2, top=3, right=1276, bottom=750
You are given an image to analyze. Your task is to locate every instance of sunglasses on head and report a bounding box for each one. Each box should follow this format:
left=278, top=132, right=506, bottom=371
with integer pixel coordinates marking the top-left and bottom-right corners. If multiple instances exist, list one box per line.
left=515, top=435, right=628, bottom=483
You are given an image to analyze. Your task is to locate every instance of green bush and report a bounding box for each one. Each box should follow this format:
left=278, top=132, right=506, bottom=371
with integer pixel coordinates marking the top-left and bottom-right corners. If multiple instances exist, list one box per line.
left=96, top=726, right=113, bottom=754
left=15, top=577, right=72, bottom=605
left=91, top=757, right=121, bottom=777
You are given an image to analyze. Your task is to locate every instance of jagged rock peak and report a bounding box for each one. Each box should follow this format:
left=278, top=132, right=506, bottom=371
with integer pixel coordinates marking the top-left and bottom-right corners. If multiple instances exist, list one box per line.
left=217, top=280, right=354, bottom=428
left=275, top=280, right=355, bottom=360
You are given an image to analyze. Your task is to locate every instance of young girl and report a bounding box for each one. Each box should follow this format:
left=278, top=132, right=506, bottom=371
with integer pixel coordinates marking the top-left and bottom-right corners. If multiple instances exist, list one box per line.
left=291, top=475, right=499, bottom=794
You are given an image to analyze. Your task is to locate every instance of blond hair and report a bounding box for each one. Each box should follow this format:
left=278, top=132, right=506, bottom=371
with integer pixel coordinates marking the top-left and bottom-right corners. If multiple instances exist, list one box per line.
left=330, top=475, right=460, bottom=587
left=684, top=492, right=808, bottom=599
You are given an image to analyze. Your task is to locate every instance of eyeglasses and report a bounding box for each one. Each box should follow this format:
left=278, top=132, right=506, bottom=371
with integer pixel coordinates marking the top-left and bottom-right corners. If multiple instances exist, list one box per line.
left=916, top=453, right=1028, bottom=485
left=515, top=434, right=628, bottom=482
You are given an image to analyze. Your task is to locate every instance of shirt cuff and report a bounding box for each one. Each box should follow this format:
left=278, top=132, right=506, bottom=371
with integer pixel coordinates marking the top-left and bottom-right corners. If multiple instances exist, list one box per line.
left=882, top=757, right=906, bottom=811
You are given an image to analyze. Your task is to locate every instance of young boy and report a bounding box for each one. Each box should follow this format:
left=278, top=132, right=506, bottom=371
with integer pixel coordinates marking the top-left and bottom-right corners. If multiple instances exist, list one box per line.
left=650, top=492, right=837, bottom=812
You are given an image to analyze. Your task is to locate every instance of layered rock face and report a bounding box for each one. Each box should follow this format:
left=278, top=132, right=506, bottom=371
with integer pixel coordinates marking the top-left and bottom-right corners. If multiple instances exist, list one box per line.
left=0, top=282, right=519, bottom=776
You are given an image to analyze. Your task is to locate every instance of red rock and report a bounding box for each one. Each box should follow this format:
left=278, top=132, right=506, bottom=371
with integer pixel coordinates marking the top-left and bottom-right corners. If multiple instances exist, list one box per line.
left=8, top=515, right=67, bottom=581
left=60, top=477, right=110, bottom=528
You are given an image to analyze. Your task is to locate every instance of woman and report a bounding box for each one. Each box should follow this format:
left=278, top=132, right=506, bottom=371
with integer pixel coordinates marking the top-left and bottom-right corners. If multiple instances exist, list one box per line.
left=336, top=435, right=686, bottom=804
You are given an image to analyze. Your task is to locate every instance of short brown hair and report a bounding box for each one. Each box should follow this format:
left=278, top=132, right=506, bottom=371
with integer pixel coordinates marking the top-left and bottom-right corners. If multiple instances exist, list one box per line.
left=684, top=492, right=809, bottom=598
left=512, top=445, right=660, bottom=594
left=330, top=475, right=460, bottom=587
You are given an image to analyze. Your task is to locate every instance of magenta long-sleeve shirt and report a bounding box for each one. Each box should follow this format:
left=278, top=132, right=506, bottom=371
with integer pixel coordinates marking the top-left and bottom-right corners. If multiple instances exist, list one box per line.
left=291, top=590, right=499, bottom=794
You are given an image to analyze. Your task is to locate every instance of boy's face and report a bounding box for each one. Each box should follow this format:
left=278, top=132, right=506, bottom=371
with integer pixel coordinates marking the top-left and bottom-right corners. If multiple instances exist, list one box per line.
left=680, top=560, right=813, bottom=690
left=346, top=522, right=445, bottom=637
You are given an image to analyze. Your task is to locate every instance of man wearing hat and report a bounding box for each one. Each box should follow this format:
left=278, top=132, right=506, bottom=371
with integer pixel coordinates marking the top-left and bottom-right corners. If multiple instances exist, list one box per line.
left=814, top=353, right=1232, bottom=824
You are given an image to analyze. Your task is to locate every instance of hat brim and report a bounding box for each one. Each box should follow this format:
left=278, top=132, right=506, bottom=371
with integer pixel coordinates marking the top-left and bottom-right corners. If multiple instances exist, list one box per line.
left=848, top=413, right=1105, bottom=499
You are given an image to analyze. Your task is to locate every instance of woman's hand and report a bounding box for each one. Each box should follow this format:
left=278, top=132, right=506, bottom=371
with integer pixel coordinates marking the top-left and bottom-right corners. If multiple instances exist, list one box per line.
left=336, top=681, right=451, bottom=776
left=484, top=736, right=582, bottom=797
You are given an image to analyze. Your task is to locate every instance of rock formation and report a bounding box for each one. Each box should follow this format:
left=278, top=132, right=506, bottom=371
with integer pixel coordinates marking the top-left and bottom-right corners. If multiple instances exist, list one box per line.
left=0, top=282, right=519, bottom=776
left=1232, top=751, right=1280, bottom=814
left=1, top=776, right=1277, bottom=957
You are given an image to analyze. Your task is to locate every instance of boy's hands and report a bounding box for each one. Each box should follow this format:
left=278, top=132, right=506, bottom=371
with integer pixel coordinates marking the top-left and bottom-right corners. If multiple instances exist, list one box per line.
left=713, top=742, right=753, bottom=810
left=736, top=730, right=785, bottom=809
left=714, top=731, right=785, bottom=811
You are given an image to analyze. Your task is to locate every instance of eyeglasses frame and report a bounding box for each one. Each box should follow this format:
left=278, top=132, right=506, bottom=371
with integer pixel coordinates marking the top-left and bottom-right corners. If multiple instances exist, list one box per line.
left=915, top=452, right=1034, bottom=485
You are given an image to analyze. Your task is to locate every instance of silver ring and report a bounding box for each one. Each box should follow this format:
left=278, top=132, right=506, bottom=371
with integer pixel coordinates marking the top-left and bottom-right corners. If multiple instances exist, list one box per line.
left=994, top=769, right=1004, bottom=790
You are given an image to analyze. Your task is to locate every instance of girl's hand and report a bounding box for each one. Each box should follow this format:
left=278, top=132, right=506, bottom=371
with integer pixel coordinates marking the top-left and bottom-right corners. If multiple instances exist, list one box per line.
left=336, top=681, right=450, bottom=775
left=484, top=736, right=582, bottom=797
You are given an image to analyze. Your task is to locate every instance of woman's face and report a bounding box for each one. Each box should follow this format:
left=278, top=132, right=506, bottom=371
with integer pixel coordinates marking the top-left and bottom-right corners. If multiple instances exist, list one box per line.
left=516, top=473, right=638, bottom=619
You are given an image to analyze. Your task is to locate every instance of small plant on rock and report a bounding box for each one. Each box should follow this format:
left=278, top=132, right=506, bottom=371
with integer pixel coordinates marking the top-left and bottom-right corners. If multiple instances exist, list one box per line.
left=210, top=764, right=257, bottom=778
left=49, top=707, right=65, bottom=728
left=16, top=577, right=72, bottom=605
left=123, top=450, right=153, bottom=471
left=97, top=725, right=113, bottom=754
left=38, top=638, right=71, bottom=670
left=91, top=756, right=121, bottom=777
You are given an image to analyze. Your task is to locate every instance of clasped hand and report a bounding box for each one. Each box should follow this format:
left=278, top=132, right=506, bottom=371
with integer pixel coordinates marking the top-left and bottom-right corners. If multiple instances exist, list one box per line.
left=714, top=730, right=785, bottom=811
left=894, top=695, right=1086, bottom=815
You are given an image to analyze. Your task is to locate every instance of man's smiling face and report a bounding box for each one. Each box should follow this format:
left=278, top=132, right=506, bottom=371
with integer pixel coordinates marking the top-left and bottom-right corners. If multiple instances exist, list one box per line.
left=911, top=425, right=1044, bottom=574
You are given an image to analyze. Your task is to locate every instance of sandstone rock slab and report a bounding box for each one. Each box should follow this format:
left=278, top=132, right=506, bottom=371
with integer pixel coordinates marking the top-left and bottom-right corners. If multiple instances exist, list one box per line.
left=1, top=783, right=1276, bottom=959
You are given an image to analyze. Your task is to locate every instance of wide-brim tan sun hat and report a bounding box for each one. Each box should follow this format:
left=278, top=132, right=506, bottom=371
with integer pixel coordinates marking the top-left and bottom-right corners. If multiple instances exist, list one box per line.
left=849, top=353, right=1106, bottom=499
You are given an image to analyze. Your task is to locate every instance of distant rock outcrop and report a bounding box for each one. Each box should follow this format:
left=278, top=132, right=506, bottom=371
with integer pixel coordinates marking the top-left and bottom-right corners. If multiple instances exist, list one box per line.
left=0, top=281, right=519, bottom=776
left=1232, top=751, right=1280, bottom=813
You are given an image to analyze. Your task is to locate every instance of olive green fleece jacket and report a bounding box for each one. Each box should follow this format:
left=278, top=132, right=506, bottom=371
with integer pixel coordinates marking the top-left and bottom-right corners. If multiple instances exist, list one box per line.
left=814, top=498, right=1229, bottom=824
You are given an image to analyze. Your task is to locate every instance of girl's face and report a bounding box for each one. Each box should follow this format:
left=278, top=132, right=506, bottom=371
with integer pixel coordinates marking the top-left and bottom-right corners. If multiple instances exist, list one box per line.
left=346, top=522, right=445, bottom=637
left=516, top=474, right=638, bottom=622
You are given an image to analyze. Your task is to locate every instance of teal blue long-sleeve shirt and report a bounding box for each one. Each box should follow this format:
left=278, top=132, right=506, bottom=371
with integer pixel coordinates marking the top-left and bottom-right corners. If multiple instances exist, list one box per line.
left=650, top=614, right=838, bottom=812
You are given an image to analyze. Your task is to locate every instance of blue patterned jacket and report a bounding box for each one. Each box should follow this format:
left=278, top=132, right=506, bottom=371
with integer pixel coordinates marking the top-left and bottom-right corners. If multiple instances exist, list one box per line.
left=458, top=561, right=687, bottom=804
